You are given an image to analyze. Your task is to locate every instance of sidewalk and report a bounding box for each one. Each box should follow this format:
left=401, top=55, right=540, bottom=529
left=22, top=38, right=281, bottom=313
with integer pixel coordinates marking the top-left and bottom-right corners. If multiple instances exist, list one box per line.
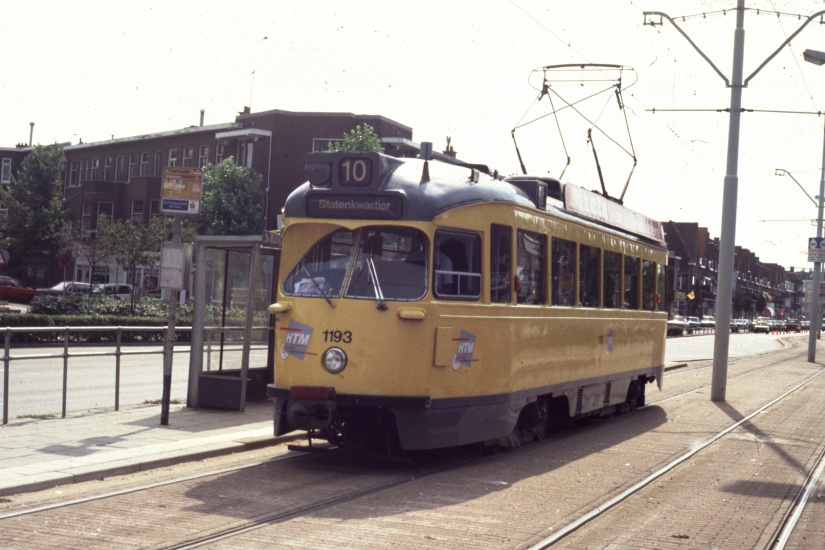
left=0, top=400, right=291, bottom=497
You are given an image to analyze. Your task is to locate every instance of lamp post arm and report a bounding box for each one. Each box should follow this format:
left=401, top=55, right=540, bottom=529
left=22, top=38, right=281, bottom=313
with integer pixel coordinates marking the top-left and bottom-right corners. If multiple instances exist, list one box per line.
left=777, top=168, right=818, bottom=206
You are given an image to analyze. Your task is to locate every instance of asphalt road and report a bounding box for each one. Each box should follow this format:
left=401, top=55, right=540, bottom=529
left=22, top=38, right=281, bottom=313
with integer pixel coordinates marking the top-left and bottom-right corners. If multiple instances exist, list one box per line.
left=665, top=329, right=800, bottom=363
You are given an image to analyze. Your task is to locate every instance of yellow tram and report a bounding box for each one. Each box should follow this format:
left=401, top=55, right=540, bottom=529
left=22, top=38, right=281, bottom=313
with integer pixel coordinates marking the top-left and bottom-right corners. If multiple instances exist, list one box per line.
left=268, top=148, right=667, bottom=451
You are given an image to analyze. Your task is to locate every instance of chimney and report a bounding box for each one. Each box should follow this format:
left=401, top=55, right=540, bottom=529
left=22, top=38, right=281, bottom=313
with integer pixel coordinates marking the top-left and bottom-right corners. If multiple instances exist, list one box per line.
left=29, top=122, right=34, bottom=146
left=240, top=106, right=251, bottom=115
left=200, top=109, right=205, bottom=127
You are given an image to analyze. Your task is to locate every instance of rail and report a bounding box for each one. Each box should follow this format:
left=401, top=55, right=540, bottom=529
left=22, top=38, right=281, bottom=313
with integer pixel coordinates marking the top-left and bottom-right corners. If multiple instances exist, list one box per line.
left=1, top=325, right=272, bottom=425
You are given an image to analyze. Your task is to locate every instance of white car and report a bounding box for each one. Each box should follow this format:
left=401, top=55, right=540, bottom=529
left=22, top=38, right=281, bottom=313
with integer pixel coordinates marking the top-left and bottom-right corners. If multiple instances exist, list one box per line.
left=98, top=284, right=134, bottom=299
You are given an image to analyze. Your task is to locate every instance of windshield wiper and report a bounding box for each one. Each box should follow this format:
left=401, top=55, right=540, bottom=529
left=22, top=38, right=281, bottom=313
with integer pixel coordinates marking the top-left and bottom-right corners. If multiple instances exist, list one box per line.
left=365, top=255, right=388, bottom=311
left=302, top=267, right=334, bottom=308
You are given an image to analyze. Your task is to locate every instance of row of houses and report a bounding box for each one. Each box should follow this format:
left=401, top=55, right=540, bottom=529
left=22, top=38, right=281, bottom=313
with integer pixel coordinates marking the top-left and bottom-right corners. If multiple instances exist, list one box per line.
left=664, top=221, right=812, bottom=321
left=0, top=107, right=813, bottom=316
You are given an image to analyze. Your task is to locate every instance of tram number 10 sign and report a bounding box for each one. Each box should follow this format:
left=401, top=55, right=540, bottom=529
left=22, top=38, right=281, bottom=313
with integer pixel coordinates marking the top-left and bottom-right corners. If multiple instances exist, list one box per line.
left=161, top=167, right=203, bottom=214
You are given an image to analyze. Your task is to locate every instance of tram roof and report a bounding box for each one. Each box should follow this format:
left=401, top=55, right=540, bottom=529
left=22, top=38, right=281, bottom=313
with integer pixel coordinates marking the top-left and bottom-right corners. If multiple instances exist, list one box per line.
left=285, top=151, right=664, bottom=246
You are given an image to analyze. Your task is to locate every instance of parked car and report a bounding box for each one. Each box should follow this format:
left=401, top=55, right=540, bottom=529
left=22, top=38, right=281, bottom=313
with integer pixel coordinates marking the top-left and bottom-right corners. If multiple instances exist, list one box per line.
left=736, top=319, right=749, bottom=331
left=802, top=320, right=810, bottom=331
left=667, top=315, right=688, bottom=337
left=98, top=283, right=133, bottom=299
left=36, top=281, right=102, bottom=297
left=700, top=315, right=715, bottom=328
left=686, top=316, right=701, bottom=333
left=0, top=275, right=37, bottom=303
left=752, top=317, right=771, bottom=333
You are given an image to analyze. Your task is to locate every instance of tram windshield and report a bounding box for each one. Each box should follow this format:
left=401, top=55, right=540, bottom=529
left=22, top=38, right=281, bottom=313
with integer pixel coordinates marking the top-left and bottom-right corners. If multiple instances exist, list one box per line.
left=283, top=226, right=428, bottom=302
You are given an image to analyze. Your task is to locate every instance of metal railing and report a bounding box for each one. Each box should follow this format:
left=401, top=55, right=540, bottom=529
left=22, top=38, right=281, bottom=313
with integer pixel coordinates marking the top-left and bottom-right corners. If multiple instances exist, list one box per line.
left=1, top=325, right=271, bottom=425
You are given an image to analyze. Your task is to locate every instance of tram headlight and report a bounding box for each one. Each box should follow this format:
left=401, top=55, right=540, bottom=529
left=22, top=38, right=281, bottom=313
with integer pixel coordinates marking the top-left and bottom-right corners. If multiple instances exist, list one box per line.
left=322, top=347, right=347, bottom=374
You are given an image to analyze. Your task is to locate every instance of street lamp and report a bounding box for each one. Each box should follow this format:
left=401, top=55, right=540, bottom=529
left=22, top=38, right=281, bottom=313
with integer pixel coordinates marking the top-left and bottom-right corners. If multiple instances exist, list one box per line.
left=775, top=169, right=818, bottom=207
left=801, top=48, right=825, bottom=362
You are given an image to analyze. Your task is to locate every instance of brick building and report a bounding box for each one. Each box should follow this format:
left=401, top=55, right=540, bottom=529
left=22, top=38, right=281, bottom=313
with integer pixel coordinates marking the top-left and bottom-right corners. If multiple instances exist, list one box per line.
left=3, top=108, right=418, bottom=289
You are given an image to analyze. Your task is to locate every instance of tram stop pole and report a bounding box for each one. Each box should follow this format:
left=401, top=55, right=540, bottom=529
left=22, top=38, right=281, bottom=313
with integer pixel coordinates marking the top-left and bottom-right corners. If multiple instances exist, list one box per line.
left=160, top=216, right=183, bottom=425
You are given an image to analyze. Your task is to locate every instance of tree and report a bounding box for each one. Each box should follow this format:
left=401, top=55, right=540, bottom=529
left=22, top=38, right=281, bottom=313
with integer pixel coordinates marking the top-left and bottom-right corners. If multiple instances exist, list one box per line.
left=71, top=217, right=116, bottom=295
left=0, top=144, right=70, bottom=284
left=195, top=157, right=264, bottom=235
left=328, top=123, right=384, bottom=153
left=106, top=218, right=166, bottom=312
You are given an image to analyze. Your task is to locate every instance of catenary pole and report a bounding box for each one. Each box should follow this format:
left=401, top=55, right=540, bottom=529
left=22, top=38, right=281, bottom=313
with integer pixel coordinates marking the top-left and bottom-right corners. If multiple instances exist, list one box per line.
left=710, top=1, right=745, bottom=402
left=644, top=4, right=825, bottom=402
left=810, top=118, right=825, bottom=362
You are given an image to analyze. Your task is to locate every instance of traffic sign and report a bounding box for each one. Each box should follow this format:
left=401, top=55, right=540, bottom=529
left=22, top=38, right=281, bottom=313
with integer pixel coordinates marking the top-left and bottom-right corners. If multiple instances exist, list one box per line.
left=808, top=237, right=825, bottom=262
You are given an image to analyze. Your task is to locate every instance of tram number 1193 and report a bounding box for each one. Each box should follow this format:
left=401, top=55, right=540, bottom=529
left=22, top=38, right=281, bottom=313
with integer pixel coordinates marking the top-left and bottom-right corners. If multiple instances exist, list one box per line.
left=323, top=329, right=353, bottom=344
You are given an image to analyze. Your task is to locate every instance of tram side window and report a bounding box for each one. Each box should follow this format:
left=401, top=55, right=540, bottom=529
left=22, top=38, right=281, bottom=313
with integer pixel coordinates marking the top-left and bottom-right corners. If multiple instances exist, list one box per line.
left=551, top=237, right=576, bottom=306
left=517, top=230, right=546, bottom=304
left=657, top=263, right=667, bottom=312
left=603, top=250, right=621, bottom=309
left=490, top=224, right=512, bottom=303
left=624, top=255, right=640, bottom=309
left=579, top=244, right=600, bottom=308
left=434, top=230, right=481, bottom=300
left=643, top=259, right=657, bottom=311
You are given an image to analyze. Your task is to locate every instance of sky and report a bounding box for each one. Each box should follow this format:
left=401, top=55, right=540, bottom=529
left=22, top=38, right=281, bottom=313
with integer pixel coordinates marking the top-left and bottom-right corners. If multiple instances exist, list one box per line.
left=3, top=0, right=825, bottom=270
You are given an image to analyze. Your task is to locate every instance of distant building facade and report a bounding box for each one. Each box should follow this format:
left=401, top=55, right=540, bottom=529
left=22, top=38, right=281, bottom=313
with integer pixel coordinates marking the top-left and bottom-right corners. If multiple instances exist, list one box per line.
left=3, top=108, right=419, bottom=290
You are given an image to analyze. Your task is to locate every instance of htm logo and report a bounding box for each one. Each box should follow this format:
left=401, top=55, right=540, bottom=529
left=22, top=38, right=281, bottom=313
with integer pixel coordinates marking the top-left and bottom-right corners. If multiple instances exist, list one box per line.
left=280, top=320, right=314, bottom=360
left=451, top=329, right=476, bottom=370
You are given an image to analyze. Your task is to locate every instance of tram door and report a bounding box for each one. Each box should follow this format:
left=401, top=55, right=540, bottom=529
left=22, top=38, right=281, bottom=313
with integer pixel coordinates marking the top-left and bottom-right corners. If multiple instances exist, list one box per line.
left=189, top=237, right=278, bottom=410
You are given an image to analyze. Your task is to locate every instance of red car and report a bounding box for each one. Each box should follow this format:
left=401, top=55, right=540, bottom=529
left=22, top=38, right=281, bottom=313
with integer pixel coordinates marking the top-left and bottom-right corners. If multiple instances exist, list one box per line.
left=0, top=275, right=36, bottom=303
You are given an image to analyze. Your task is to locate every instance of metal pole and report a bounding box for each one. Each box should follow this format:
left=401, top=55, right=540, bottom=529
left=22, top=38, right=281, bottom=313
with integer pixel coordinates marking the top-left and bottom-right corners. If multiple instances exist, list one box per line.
left=3, top=329, right=9, bottom=425
left=809, top=118, right=825, bottom=361
left=161, top=215, right=182, bottom=425
left=711, top=1, right=745, bottom=402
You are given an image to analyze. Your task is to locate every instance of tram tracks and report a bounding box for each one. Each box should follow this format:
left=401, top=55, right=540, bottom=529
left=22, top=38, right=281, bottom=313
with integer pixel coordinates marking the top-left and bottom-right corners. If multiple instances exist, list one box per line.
left=2, top=340, right=823, bottom=548
left=529, top=359, right=825, bottom=548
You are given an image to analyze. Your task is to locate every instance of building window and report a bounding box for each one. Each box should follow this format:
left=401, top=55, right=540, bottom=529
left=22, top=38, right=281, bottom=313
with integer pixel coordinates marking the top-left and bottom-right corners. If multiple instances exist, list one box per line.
left=182, top=146, right=194, bottom=167
left=140, top=152, right=149, bottom=176
left=79, top=160, right=86, bottom=184
left=313, top=138, right=342, bottom=152
left=150, top=199, right=162, bottom=219
left=91, top=158, right=100, bottom=180
left=98, top=202, right=114, bottom=225
left=1, top=158, right=11, bottom=184
left=81, top=202, right=93, bottom=230
left=198, top=145, right=210, bottom=167
left=129, top=154, right=137, bottom=178
left=168, top=149, right=178, bottom=167
left=154, top=151, right=164, bottom=176
left=68, top=161, right=79, bottom=187
left=215, top=143, right=225, bottom=164
left=115, top=155, right=125, bottom=181
left=131, top=200, right=144, bottom=222
left=238, top=140, right=253, bottom=168
left=104, top=157, right=113, bottom=180
left=0, top=203, right=7, bottom=225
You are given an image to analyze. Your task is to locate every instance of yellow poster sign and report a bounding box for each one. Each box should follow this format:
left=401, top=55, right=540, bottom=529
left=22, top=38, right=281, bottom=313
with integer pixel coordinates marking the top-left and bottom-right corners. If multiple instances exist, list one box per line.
left=161, top=167, right=203, bottom=214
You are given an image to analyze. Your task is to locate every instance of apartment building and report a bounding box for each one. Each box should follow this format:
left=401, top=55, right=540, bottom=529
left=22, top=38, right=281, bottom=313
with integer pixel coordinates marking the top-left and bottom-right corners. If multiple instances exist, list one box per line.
left=18, top=108, right=417, bottom=289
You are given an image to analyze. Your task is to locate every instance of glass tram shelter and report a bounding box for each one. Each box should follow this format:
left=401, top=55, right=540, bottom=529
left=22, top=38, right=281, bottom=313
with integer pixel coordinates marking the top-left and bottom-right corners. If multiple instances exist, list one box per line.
left=186, top=233, right=280, bottom=411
